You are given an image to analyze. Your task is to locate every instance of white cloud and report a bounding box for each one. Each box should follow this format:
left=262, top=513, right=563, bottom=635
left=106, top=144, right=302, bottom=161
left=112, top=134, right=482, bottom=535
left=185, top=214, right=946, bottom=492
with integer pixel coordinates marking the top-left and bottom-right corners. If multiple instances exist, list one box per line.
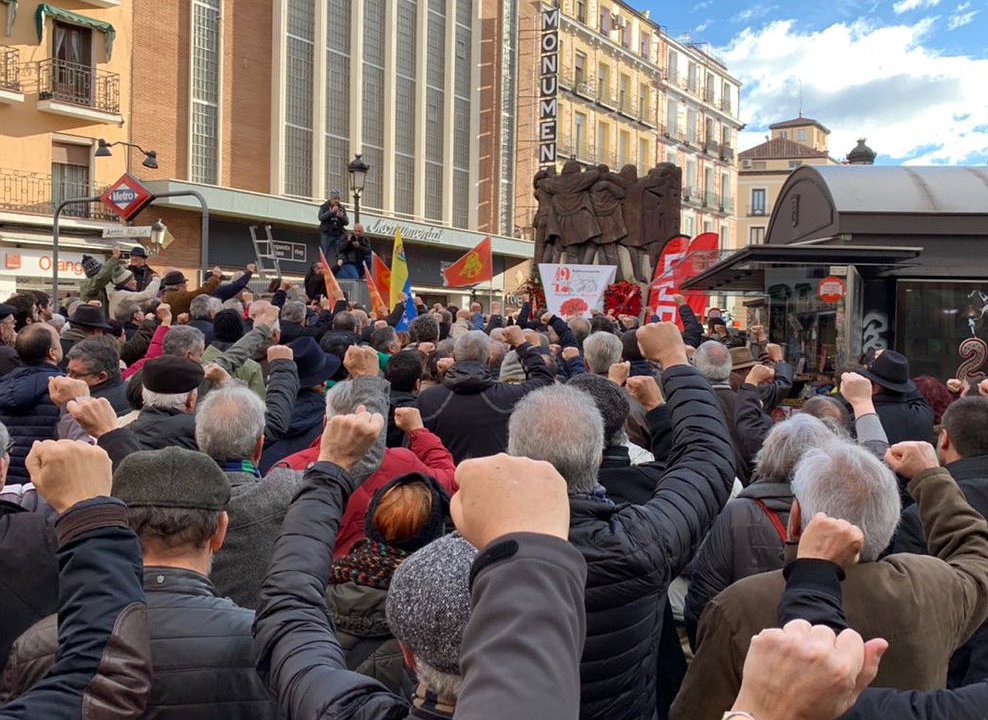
left=721, top=17, right=988, bottom=164
left=692, top=1, right=713, bottom=11
left=893, top=0, right=941, bottom=14
left=732, top=4, right=778, bottom=23
left=695, top=21, right=711, bottom=33
left=947, top=2, right=978, bottom=29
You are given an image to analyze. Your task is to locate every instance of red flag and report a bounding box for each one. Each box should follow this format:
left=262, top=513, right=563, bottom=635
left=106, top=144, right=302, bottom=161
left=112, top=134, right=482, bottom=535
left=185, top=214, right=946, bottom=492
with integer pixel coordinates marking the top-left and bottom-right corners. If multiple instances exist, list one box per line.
left=370, top=251, right=391, bottom=307
left=648, top=235, right=691, bottom=323
left=364, top=261, right=388, bottom=317
left=443, top=237, right=493, bottom=288
left=318, top=248, right=345, bottom=303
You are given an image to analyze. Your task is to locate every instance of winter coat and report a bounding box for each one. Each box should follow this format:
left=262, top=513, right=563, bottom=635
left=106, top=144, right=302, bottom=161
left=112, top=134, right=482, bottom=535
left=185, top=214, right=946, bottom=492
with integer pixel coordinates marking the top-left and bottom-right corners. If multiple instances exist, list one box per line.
left=107, top=278, right=162, bottom=319
left=252, top=460, right=588, bottom=720
left=870, top=389, right=935, bottom=445
left=672, top=466, right=988, bottom=720
left=79, top=256, right=116, bottom=306
left=597, top=406, right=673, bottom=506
left=338, top=233, right=372, bottom=267
left=279, top=311, right=334, bottom=345
left=213, top=270, right=253, bottom=302
left=318, top=200, right=349, bottom=237
left=895, top=454, right=988, bottom=688
left=0, top=501, right=58, bottom=672
left=684, top=480, right=794, bottom=647
left=188, top=318, right=215, bottom=346
left=203, top=344, right=265, bottom=398
left=3, top=567, right=276, bottom=720
left=0, top=364, right=63, bottom=484
left=568, top=365, right=735, bottom=720
left=162, top=275, right=222, bottom=318
left=0, top=345, right=22, bottom=378
left=386, top=389, right=418, bottom=448
left=127, top=263, right=157, bottom=292
left=418, top=342, right=554, bottom=463
left=710, top=383, right=751, bottom=486
left=128, top=406, right=198, bottom=451
left=59, top=326, right=89, bottom=363
left=258, top=388, right=325, bottom=474
left=90, top=376, right=131, bottom=415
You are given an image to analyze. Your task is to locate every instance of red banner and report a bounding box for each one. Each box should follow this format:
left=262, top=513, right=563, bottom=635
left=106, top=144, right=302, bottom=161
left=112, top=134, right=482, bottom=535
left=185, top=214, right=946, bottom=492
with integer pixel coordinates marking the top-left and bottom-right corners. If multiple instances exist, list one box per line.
left=370, top=251, right=391, bottom=307
left=648, top=232, right=719, bottom=326
left=364, top=261, right=389, bottom=317
left=443, top=236, right=493, bottom=288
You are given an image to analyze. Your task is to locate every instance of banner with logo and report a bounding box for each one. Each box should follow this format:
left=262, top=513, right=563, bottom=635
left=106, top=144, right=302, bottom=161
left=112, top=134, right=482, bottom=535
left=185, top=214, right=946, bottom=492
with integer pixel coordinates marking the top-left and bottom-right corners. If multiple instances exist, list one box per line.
left=648, top=232, right=719, bottom=325
left=443, top=236, right=493, bottom=288
left=538, top=263, right=616, bottom=319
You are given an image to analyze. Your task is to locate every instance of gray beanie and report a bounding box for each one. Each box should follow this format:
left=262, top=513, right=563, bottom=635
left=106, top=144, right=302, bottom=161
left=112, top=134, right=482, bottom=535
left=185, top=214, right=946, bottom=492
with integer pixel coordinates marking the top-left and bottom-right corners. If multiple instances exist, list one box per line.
left=498, top=349, right=526, bottom=383
left=385, top=532, right=476, bottom=675
left=567, top=373, right=631, bottom=443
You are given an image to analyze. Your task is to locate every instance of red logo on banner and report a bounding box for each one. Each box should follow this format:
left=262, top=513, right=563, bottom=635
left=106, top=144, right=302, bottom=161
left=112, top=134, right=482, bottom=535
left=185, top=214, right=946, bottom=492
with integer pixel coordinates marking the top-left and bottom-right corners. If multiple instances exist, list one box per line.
left=648, top=232, right=720, bottom=326
left=818, top=276, right=846, bottom=303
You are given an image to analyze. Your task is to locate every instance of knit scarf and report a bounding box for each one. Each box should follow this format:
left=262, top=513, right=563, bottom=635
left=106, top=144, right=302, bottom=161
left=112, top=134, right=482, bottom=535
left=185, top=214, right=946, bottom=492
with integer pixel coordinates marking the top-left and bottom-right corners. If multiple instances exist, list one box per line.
left=330, top=539, right=407, bottom=590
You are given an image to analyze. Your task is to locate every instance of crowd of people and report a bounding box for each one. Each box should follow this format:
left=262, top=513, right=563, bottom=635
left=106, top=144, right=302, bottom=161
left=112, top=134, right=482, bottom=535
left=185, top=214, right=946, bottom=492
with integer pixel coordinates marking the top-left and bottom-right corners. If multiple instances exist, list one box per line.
left=1, top=247, right=988, bottom=720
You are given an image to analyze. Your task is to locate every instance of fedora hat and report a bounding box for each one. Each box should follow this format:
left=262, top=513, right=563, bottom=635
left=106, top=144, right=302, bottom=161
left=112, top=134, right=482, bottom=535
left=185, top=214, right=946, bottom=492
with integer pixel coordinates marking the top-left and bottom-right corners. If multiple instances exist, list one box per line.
left=859, top=350, right=915, bottom=394
left=162, top=270, right=188, bottom=286
left=69, top=304, right=112, bottom=330
left=729, top=346, right=758, bottom=371
left=290, top=336, right=341, bottom=387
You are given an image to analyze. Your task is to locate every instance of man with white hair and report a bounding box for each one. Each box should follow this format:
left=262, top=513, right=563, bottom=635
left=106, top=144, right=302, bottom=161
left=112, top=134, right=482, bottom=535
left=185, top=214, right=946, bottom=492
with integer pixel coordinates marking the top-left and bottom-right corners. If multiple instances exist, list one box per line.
left=693, top=339, right=754, bottom=484
left=673, top=438, right=988, bottom=720
left=418, top=326, right=553, bottom=463
left=507, top=321, right=735, bottom=720
left=188, top=293, right=222, bottom=345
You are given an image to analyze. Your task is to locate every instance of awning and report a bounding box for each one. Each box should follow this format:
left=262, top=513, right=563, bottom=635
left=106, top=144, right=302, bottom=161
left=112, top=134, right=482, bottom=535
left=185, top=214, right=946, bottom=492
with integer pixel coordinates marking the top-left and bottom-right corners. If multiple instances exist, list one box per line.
left=35, top=4, right=115, bottom=60
left=681, top=244, right=923, bottom=293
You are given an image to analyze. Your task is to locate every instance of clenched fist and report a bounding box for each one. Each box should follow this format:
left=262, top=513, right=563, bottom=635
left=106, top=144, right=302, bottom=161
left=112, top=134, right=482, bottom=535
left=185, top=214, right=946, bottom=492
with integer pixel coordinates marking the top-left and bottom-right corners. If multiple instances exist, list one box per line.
left=318, top=407, right=385, bottom=470
left=26, top=440, right=113, bottom=513
left=344, top=345, right=379, bottom=378
left=884, top=441, right=939, bottom=481
left=394, top=406, right=425, bottom=433
left=66, top=396, right=119, bottom=439
left=797, top=513, right=865, bottom=569
left=636, top=322, right=688, bottom=368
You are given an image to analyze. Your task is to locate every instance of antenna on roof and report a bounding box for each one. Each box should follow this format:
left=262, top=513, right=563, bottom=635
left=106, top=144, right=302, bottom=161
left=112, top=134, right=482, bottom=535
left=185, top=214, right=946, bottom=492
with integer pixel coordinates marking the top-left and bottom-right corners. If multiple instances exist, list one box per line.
left=798, top=80, right=803, bottom=118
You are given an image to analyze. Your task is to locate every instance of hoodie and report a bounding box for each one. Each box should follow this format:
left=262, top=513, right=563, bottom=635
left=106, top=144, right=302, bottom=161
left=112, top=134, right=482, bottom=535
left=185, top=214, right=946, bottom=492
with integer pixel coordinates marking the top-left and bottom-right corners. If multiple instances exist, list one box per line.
left=0, top=364, right=64, bottom=483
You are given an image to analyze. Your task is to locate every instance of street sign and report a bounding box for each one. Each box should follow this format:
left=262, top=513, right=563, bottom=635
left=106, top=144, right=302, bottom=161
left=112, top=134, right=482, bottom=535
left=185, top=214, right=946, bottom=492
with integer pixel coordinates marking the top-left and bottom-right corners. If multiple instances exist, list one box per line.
left=272, top=241, right=307, bottom=262
left=102, top=225, right=153, bottom=239
left=100, top=173, right=154, bottom=222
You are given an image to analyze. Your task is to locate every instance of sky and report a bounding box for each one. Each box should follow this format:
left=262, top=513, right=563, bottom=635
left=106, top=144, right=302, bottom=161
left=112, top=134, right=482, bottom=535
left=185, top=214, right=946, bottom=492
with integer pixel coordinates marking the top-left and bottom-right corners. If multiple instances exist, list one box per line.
left=636, top=0, right=988, bottom=165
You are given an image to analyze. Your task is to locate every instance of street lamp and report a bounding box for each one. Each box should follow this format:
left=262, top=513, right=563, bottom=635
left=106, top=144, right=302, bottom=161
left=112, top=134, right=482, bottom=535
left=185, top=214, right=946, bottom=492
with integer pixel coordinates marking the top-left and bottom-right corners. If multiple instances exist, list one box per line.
left=347, top=153, right=369, bottom=223
left=95, top=138, right=159, bottom=174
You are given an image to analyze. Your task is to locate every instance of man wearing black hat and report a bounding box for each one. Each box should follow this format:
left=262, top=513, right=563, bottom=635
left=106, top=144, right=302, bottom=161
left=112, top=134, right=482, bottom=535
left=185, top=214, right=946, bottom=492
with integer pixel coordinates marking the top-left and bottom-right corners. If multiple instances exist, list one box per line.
left=4, top=446, right=277, bottom=719
left=128, top=356, right=204, bottom=450
left=844, top=349, right=934, bottom=446
left=201, top=308, right=266, bottom=397
left=60, top=303, right=113, bottom=364
left=126, top=245, right=156, bottom=292
left=0, top=303, right=22, bottom=378
left=161, top=266, right=223, bottom=318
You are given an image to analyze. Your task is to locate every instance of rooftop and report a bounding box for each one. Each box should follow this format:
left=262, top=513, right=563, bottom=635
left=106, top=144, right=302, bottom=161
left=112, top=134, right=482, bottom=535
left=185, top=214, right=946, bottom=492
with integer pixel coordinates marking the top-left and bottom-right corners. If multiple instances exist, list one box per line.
left=739, top=137, right=831, bottom=161
left=768, top=116, right=831, bottom=133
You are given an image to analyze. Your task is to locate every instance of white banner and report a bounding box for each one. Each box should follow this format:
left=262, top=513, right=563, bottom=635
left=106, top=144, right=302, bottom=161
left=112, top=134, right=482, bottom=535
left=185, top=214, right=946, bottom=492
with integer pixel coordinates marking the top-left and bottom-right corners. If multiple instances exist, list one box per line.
left=539, top=263, right=616, bottom=319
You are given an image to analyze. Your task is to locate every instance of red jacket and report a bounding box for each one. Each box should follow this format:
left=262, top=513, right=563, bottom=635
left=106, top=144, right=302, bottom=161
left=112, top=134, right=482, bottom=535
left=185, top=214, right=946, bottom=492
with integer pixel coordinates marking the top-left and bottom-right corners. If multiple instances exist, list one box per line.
left=274, top=427, right=457, bottom=558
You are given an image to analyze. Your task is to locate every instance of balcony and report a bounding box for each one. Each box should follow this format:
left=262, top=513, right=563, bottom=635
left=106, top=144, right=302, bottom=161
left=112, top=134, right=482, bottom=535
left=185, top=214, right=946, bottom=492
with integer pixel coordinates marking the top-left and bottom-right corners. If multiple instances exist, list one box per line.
left=598, top=83, right=618, bottom=109
left=682, top=186, right=699, bottom=204
left=747, top=205, right=768, bottom=217
left=0, top=168, right=117, bottom=221
left=35, top=59, right=123, bottom=123
left=719, top=144, right=735, bottom=162
left=77, top=0, right=122, bottom=6
left=720, top=97, right=733, bottom=114
left=0, top=47, right=23, bottom=104
left=704, top=137, right=720, bottom=155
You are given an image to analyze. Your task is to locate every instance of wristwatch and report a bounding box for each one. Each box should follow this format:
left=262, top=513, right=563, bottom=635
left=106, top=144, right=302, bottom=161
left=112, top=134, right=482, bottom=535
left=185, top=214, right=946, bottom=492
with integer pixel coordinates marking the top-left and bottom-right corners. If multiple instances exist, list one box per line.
left=722, top=713, right=757, bottom=720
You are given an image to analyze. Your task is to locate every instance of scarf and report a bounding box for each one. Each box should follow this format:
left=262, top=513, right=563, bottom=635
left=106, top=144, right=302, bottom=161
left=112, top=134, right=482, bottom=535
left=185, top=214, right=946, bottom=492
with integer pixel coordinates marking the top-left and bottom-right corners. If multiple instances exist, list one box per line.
left=410, top=682, right=455, bottom=718
left=219, top=459, right=262, bottom=478
left=570, top=483, right=615, bottom=506
left=330, top=539, right=407, bottom=590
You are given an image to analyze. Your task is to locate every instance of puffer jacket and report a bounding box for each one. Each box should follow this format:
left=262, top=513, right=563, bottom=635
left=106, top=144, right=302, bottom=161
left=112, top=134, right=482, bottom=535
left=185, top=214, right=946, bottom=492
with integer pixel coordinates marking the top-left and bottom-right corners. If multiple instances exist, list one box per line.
left=418, top=342, right=553, bottom=463
left=569, top=364, right=734, bottom=720
left=0, top=364, right=63, bottom=484
left=684, top=480, right=793, bottom=647
left=3, top=567, right=276, bottom=720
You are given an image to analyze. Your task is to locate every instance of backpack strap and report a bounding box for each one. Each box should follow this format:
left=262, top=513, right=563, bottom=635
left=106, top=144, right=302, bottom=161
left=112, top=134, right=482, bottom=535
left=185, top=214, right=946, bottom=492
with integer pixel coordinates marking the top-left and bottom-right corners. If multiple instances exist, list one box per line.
left=752, top=498, right=789, bottom=543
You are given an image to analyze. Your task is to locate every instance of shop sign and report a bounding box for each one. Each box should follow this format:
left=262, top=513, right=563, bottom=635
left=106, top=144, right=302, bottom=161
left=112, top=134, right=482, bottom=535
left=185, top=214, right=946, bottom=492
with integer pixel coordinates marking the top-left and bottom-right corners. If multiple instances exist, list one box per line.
left=100, top=173, right=154, bottom=221
left=818, top=276, right=846, bottom=303
left=362, top=217, right=445, bottom=244
left=273, top=241, right=307, bottom=262
left=539, top=7, right=559, bottom=165
left=3, top=249, right=89, bottom=279
left=103, top=225, right=153, bottom=239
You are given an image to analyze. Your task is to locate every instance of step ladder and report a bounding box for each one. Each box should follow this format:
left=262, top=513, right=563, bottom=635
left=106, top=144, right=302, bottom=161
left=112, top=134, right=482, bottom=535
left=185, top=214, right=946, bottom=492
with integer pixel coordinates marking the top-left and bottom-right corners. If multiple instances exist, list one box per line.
left=249, top=224, right=282, bottom=279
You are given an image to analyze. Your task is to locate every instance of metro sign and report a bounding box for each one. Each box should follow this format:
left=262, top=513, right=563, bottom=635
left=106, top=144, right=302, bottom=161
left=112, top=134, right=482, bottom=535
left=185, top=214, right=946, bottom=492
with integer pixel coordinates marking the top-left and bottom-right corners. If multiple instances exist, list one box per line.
left=100, top=173, right=154, bottom=222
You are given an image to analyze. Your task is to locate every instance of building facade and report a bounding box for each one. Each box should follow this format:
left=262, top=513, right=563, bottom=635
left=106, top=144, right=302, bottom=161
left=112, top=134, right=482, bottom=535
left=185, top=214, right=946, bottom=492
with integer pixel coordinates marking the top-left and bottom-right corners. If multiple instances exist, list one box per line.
left=512, top=0, right=743, bottom=253
left=0, top=0, right=134, bottom=297
left=736, top=116, right=838, bottom=249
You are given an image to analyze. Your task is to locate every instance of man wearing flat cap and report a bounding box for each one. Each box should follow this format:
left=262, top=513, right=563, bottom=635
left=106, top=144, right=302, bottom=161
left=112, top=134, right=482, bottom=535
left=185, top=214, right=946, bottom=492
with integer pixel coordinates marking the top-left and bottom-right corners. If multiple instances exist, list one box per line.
left=128, top=356, right=204, bottom=450
left=3, top=446, right=277, bottom=719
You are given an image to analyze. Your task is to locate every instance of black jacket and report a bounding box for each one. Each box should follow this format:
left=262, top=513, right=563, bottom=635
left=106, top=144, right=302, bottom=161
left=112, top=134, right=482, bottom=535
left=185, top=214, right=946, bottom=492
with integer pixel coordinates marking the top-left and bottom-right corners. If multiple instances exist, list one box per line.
left=252, top=461, right=589, bottom=720
left=128, top=407, right=198, bottom=451
left=895, top=454, right=988, bottom=688
left=0, top=364, right=63, bottom=484
left=280, top=312, right=334, bottom=344
left=779, top=558, right=988, bottom=720
left=418, top=342, right=553, bottom=463
left=189, top=318, right=215, bottom=346
left=259, top=388, right=325, bottom=474
left=684, top=480, right=793, bottom=647
left=90, top=376, right=131, bottom=415
left=0, top=345, right=22, bottom=378
left=120, top=319, right=157, bottom=367
left=0, top=501, right=58, bottom=672
left=710, top=383, right=752, bottom=486
left=338, top=233, right=372, bottom=267
left=318, top=200, right=349, bottom=237
left=597, top=405, right=673, bottom=505
left=861, top=389, right=935, bottom=445
left=3, top=567, right=275, bottom=720
left=386, top=389, right=418, bottom=448
left=568, top=364, right=735, bottom=720
left=128, top=263, right=157, bottom=292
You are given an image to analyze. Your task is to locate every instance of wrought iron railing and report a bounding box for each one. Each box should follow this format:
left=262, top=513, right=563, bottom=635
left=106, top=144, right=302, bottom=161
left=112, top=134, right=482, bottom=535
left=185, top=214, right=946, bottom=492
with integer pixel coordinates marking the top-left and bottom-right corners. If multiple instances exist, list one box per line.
left=36, top=58, right=120, bottom=114
left=0, top=47, right=19, bottom=93
left=0, top=168, right=116, bottom=220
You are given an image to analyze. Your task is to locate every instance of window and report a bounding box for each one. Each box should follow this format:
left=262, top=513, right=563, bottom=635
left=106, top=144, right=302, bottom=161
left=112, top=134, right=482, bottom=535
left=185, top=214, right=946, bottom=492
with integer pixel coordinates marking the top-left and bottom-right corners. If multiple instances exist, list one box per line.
left=639, top=82, right=648, bottom=117
left=574, top=51, right=586, bottom=87
left=797, top=128, right=808, bottom=143
left=52, top=21, right=93, bottom=105
left=750, top=188, right=766, bottom=215
left=393, top=0, right=417, bottom=216
left=781, top=130, right=789, bottom=139
left=641, top=33, right=650, bottom=59
left=666, top=98, right=678, bottom=135
left=721, top=81, right=732, bottom=111
left=789, top=160, right=803, bottom=169
left=597, top=63, right=610, bottom=101
left=575, top=0, right=586, bottom=24
left=619, top=73, right=630, bottom=112
left=683, top=214, right=695, bottom=235
left=703, top=220, right=712, bottom=233
left=666, top=149, right=677, bottom=165
left=618, top=130, right=630, bottom=165
left=686, top=108, right=698, bottom=144
left=600, top=7, right=610, bottom=34
left=574, top=112, right=586, bottom=155
left=597, top=122, right=609, bottom=162
left=687, top=61, right=698, bottom=92
left=749, top=226, right=765, bottom=244
left=638, top=137, right=649, bottom=171
left=191, top=0, right=221, bottom=184
left=686, top=158, right=696, bottom=189
left=52, top=141, right=91, bottom=218
left=667, top=49, right=678, bottom=83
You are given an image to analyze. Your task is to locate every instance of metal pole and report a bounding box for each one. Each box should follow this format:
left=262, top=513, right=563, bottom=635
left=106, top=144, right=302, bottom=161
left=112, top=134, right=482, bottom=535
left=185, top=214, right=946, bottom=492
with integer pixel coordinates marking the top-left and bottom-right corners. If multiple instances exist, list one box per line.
left=148, top=190, right=210, bottom=275
left=52, top=195, right=103, bottom=301
left=353, top=192, right=361, bottom=224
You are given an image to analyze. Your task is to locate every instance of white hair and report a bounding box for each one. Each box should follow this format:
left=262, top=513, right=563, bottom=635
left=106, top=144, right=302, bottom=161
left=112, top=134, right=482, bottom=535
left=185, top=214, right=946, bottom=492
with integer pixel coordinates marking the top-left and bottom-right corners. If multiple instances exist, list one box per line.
left=755, top=413, right=837, bottom=483
left=141, top=388, right=195, bottom=412
left=49, top=314, right=66, bottom=333
left=583, top=331, right=622, bottom=375
left=281, top=301, right=307, bottom=324
left=415, top=659, right=462, bottom=699
left=324, top=380, right=359, bottom=418
left=189, top=294, right=221, bottom=320
left=195, top=384, right=265, bottom=460
left=693, top=340, right=732, bottom=382
left=508, top=384, right=604, bottom=494
left=454, top=330, right=491, bottom=363
left=791, top=440, right=901, bottom=562
left=221, top=299, right=244, bottom=314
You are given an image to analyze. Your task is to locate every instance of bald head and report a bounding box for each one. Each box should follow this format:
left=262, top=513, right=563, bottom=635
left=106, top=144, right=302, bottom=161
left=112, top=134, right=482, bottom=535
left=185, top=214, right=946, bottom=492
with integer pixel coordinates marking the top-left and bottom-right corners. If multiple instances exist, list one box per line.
left=16, top=322, right=61, bottom=366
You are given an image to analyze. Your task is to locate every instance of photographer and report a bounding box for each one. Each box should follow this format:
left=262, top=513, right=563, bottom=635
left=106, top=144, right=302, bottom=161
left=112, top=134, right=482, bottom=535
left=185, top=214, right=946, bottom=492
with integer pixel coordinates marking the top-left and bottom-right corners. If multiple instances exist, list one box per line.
left=336, top=223, right=372, bottom=279
left=317, top=190, right=349, bottom=266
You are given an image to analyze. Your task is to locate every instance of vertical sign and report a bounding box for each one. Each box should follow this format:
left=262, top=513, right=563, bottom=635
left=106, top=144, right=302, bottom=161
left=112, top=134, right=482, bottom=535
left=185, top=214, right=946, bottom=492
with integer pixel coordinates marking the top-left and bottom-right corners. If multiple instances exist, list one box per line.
left=539, top=7, right=559, bottom=166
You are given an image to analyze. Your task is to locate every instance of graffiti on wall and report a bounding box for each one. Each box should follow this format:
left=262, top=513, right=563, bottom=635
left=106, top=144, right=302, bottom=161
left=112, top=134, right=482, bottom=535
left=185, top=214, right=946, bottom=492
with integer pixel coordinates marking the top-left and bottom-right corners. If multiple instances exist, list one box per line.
left=861, top=311, right=889, bottom=354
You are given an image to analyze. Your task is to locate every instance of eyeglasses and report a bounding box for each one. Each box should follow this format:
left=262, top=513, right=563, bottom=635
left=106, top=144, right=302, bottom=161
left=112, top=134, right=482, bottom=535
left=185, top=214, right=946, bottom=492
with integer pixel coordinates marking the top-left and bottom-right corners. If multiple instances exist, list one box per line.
left=67, top=370, right=97, bottom=380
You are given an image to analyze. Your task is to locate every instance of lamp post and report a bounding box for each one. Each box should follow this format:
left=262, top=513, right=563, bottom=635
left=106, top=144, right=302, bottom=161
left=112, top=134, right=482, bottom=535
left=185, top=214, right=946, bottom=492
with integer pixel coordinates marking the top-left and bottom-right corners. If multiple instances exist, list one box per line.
left=347, top=153, right=369, bottom=223
left=95, top=138, right=159, bottom=175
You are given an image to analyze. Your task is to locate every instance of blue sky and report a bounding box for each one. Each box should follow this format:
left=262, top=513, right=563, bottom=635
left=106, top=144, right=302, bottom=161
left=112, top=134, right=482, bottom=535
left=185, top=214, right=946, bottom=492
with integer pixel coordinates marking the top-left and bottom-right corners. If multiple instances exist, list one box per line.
left=636, top=0, right=988, bottom=165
